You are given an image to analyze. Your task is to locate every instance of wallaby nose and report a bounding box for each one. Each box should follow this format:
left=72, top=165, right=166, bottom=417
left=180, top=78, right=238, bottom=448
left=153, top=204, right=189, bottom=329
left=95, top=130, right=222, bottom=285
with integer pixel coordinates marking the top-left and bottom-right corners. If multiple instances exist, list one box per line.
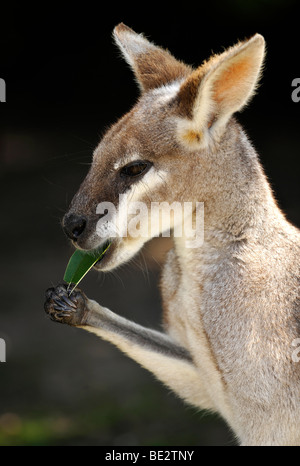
left=63, top=213, right=87, bottom=241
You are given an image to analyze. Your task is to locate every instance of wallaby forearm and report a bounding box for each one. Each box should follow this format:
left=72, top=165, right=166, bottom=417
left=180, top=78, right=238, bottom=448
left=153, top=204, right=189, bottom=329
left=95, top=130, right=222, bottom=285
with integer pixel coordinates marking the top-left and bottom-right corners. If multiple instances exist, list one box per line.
left=83, top=314, right=213, bottom=409
left=45, top=284, right=213, bottom=410
left=83, top=299, right=192, bottom=362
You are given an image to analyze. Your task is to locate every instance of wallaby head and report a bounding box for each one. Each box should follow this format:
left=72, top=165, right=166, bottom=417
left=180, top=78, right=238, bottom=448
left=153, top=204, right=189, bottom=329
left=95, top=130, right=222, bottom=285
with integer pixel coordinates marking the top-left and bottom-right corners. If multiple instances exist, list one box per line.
left=62, top=23, right=265, bottom=271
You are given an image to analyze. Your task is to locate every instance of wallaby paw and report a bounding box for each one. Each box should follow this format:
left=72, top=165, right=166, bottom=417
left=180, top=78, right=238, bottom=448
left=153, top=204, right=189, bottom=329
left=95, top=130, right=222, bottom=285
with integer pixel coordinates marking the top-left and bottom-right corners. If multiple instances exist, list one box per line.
left=44, top=283, right=88, bottom=326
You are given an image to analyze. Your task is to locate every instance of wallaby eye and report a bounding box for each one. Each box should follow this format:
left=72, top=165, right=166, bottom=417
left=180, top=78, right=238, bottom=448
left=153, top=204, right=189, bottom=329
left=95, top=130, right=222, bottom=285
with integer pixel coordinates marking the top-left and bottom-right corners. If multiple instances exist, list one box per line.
left=120, top=160, right=152, bottom=178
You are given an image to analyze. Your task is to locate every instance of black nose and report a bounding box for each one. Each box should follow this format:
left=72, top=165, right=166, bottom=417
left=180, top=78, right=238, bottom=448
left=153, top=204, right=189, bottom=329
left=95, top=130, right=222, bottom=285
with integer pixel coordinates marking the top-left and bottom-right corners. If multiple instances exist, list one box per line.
left=63, top=214, right=87, bottom=241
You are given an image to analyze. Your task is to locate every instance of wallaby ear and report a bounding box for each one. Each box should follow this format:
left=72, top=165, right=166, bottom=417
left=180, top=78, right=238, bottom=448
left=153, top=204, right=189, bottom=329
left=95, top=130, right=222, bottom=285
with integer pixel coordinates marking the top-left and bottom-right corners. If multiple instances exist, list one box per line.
left=176, top=34, right=265, bottom=148
left=113, top=23, right=189, bottom=92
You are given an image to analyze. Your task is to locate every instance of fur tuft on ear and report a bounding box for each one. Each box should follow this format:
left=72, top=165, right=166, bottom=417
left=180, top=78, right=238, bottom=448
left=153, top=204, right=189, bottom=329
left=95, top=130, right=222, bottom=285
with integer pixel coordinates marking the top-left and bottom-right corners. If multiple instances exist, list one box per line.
left=113, top=23, right=155, bottom=71
left=113, top=23, right=190, bottom=92
left=176, top=34, right=265, bottom=149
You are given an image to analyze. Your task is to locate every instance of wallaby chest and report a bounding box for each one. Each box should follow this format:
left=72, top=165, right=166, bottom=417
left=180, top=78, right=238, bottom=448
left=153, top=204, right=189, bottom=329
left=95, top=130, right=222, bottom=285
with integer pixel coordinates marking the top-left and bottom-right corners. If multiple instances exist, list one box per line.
left=160, top=247, right=231, bottom=415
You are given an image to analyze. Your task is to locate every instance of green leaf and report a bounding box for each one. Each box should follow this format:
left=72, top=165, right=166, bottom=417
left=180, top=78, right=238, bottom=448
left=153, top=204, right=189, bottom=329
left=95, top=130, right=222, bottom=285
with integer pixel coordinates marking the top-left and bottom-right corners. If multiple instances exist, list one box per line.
left=64, top=242, right=111, bottom=294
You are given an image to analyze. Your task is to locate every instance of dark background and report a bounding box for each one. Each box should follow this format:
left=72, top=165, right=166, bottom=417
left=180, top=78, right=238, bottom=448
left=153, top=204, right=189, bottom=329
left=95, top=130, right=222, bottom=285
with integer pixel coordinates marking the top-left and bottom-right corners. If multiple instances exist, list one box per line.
left=0, top=1, right=299, bottom=445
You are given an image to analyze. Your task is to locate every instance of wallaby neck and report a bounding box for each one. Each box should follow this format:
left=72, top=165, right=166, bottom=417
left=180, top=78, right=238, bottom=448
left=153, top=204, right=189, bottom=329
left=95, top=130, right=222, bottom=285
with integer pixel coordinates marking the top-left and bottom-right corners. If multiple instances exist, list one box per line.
left=173, top=119, right=281, bottom=264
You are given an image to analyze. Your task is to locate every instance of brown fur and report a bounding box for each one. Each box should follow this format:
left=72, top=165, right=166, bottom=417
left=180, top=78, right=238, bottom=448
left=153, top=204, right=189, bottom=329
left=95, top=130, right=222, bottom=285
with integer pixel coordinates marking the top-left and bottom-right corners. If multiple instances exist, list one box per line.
left=48, top=26, right=300, bottom=445
left=114, top=23, right=190, bottom=91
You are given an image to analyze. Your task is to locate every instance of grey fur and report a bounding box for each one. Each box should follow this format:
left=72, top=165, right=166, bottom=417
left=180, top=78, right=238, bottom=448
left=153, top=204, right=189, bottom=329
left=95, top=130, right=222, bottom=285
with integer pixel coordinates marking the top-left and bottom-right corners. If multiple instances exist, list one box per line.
left=45, top=25, right=300, bottom=445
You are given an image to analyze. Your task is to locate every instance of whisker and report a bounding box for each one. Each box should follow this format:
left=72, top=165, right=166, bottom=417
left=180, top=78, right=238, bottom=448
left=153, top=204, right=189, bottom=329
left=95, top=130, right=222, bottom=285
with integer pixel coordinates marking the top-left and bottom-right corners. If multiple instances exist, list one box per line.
left=138, top=249, right=150, bottom=285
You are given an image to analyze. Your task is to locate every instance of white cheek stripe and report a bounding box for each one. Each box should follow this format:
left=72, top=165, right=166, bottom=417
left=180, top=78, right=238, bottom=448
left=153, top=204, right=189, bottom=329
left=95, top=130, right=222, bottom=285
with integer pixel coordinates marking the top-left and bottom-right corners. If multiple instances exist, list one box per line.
left=95, top=167, right=168, bottom=240
left=127, top=167, right=167, bottom=204
left=114, top=167, right=168, bottom=236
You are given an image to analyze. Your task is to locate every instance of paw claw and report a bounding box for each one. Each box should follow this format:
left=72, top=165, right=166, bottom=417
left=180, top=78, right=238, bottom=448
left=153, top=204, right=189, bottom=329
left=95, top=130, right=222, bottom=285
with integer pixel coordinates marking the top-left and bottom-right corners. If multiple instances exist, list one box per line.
left=52, top=296, right=75, bottom=312
left=44, top=283, right=87, bottom=326
left=61, top=294, right=77, bottom=309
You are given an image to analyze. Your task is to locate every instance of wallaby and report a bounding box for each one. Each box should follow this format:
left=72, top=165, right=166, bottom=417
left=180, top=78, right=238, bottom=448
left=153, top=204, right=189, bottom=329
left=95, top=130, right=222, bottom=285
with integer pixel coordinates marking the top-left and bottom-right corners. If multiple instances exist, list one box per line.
left=44, top=24, right=300, bottom=446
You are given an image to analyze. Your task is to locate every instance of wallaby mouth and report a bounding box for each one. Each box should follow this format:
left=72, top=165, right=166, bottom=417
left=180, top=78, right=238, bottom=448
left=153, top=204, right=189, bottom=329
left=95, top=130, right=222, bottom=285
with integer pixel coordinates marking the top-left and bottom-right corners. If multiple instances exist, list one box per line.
left=94, top=239, right=112, bottom=266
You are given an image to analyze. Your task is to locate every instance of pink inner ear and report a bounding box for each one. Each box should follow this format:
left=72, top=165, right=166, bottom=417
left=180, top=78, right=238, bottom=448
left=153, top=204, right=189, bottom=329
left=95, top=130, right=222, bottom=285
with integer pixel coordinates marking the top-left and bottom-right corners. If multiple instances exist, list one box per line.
left=212, top=58, right=252, bottom=105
